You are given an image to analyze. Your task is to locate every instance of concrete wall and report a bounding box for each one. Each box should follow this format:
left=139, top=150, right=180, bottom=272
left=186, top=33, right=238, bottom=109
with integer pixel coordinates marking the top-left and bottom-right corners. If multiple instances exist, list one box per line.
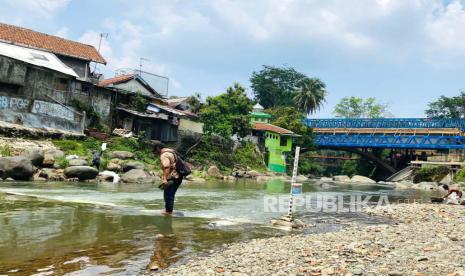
left=0, top=55, right=112, bottom=134
left=113, top=79, right=153, bottom=97
left=57, top=55, right=88, bottom=79
left=69, top=85, right=112, bottom=124
left=179, top=118, right=203, bottom=134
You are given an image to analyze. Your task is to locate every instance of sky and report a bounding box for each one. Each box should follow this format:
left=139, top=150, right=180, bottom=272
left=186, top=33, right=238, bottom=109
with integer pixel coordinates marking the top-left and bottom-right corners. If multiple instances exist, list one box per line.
left=1, top=0, right=465, bottom=118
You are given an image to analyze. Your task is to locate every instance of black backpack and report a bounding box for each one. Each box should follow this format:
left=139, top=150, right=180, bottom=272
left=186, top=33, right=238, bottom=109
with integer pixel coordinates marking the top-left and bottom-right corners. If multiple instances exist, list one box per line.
left=167, top=149, right=192, bottom=177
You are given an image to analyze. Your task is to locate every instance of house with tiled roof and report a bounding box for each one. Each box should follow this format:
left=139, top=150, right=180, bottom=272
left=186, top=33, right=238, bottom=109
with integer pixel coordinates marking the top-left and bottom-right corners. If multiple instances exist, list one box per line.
left=98, top=74, right=163, bottom=99
left=0, top=23, right=105, bottom=81
left=0, top=23, right=112, bottom=135
left=250, top=103, right=299, bottom=173
left=99, top=73, right=203, bottom=141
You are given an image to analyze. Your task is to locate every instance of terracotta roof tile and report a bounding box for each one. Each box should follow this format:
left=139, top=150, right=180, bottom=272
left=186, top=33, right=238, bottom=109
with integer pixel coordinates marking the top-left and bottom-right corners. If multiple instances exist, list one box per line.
left=98, top=74, right=135, bottom=87
left=0, top=23, right=106, bottom=64
left=253, top=122, right=295, bottom=135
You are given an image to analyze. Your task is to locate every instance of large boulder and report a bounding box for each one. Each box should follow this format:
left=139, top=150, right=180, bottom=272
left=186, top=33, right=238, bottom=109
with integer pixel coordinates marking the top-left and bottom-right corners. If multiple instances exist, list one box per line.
left=247, top=170, right=262, bottom=178
left=109, top=151, right=135, bottom=160
left=350, top=175, right=376, bottom=183
left=98, top=170, right=120, bottom=184
left=318, top=177, right=334, bottom=183
left=21, top=149, right=44, bottom=167
left=43, top=149, right=65, bottom=167
left=121, top=169, right=158, bottom=183
left=440, top=174, right=453, bottom=185
left=394, top=180, right=414, bottom=190
left=333, top=175, right=351, bottom=182
left=417, top=182, right=438, bottom=191
left=64, top=166, right=98, bottom=181
left=0, top=157, right=35, bottom=180
left=296, top=175, right=309, bottom=182
left=207, top=165, right=222, bottom=178
left=68, top=159, right=88, bottom=167
left=39, top=168, right=65, bottom=181
left=106, top=162, right=122, bottom=172
left=122, top=161, right=145, bottom=172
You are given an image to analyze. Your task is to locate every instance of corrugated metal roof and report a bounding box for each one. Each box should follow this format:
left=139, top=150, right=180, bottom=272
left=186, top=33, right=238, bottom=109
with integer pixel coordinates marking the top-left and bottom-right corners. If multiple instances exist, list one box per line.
left=166, top=97, right=189, bottom=107
left=0, top=41, right=78, bottom=77
left=117, top=107, right=168, bottom=120
left=149, top=103, right=198, bottom=118
left=253, top=122, right=299, bottom=136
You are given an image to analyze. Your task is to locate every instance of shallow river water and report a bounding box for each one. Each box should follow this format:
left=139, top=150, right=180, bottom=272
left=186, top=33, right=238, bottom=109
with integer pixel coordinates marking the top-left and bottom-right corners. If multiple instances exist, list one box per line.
left=0, top=180, right=434, bottom=275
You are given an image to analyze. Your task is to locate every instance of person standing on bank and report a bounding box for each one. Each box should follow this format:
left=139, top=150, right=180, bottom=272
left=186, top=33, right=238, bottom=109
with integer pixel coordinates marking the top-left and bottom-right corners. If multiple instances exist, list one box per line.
left=153, top=143, right=184, bottom=215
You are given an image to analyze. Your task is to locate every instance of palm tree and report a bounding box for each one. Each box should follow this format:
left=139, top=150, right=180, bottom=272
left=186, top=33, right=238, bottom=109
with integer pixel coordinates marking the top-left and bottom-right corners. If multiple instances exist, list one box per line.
left=293, top=77, right=327, bottom=115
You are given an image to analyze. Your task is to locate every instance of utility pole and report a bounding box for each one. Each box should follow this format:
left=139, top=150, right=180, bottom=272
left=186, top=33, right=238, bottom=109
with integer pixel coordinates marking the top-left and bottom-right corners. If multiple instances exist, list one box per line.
left=93, top=33, right=108, bottom=73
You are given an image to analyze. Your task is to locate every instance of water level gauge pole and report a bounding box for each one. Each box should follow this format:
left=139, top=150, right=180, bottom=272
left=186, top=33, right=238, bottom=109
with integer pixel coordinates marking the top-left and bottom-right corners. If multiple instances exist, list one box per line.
left=271, top=146, right=304, bottom=229
left=286, top=146, right=301, bottom=220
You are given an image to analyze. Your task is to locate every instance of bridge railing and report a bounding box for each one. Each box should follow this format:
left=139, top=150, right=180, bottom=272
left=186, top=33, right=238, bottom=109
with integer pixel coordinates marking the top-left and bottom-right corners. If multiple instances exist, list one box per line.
left=304, top=118, right=465, bottom=130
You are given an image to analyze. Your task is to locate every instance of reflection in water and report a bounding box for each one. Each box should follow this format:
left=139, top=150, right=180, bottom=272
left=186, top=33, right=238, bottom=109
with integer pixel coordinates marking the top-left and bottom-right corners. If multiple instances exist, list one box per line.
left=0, top=180, right=437, bottom=275
left=150, top=216, right=183, bottom=269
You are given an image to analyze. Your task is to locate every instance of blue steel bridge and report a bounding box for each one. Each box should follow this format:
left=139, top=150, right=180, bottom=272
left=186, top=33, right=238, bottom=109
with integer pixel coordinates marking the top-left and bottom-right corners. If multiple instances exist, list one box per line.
left=303, top=118, right=465, bottom=150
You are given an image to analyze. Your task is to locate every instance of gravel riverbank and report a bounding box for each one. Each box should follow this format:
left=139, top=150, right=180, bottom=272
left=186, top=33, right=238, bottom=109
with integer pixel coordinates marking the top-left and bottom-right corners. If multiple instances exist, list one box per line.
left=160, top=204, right=465, bottom=275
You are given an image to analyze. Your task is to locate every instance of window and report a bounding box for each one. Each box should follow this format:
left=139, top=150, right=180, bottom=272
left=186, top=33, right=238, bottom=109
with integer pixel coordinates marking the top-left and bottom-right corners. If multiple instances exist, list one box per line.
left=280, top=137, right=287, bottom=146
left=30, top=52, right=49, bottom=61
left=53, top=78, right=69, bottom=91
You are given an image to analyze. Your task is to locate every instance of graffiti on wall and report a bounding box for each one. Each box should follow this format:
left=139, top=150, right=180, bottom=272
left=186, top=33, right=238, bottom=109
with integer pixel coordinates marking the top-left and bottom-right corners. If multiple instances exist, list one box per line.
left=31, top=100, right=75, bottom=121
left=0, top=95, right=30, bottom=111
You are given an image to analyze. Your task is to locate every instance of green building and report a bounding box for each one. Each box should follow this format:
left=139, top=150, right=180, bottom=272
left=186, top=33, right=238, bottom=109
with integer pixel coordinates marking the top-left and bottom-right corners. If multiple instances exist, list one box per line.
left=250, top=104, right=299, bottom=173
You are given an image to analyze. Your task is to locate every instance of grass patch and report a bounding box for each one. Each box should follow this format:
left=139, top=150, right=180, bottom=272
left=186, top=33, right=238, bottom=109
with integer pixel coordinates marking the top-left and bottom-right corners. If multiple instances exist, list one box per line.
left=55, top=156, right=69, bottom=169
left=52, top=138, right=100, bottom=156
left=1, top=144, right=11, bottom=157
left=454, top=168, right=465, bottom=183
left=413, top=166, right=450, bottom=183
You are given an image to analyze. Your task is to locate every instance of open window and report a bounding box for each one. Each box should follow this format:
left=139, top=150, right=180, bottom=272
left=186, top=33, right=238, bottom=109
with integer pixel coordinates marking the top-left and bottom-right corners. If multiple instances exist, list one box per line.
left=280, top=136, right=287, bottom=147
left=53, top=77, right=69, bottom=91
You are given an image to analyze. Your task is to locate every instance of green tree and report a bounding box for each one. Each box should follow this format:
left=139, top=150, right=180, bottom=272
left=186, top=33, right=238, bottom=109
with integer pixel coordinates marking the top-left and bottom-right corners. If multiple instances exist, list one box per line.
left=200, top=83, right=253, bottom=138
left=186, top=92, right=203, bottom=114
left=250, top=65, right=307, bottom=109
left=294, top=77, right=327, bottom=115
left=426, top=92, right=465, bottom=118
left=333, top=97, right=388, bottom=118
left=266, top=106, right=314, bottom=148
left=130, top=92, right=150, bottom=112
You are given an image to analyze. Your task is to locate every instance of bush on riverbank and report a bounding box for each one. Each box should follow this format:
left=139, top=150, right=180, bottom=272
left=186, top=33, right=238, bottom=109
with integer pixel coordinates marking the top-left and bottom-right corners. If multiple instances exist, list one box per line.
left=454, top=168, right=465, bottom=182
left=52, top=136, right=265, bottom=175
left=52, top=138, right=100, bottom=156
left=187, top=135, right=267, bottom=173
left=413, top=166, right=450, bottom=183
left=52, top=137, right=160, bottom=172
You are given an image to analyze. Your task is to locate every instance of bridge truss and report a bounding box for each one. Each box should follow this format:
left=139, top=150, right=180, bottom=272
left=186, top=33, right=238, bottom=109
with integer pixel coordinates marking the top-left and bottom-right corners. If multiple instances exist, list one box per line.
left=304, top=118, right=465, bottom=149
left=304, top=118, right=465, bottom=130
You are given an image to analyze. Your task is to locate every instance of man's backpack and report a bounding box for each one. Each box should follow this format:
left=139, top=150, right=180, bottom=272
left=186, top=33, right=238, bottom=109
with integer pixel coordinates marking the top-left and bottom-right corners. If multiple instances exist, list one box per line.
left=166, top=149, right=192, bottom=177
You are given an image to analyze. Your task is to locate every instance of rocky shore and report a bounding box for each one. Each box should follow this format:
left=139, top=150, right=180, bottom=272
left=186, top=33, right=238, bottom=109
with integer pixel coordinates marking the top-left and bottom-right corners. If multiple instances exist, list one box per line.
left=160, top=204, right=465, bottom=275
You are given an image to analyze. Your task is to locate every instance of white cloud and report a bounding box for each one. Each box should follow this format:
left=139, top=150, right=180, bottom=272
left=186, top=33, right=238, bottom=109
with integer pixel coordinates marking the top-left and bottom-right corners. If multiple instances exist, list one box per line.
left=426, top=1, right=465, bottom=53
left=54, top=26, right=69, bottom=38
left=79, top=19, right=173, bottom=82
left=5, top=0, right=70, bottom=19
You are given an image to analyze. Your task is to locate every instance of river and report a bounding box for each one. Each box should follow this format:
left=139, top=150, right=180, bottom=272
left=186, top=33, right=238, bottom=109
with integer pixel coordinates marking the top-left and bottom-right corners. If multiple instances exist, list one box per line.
left=0, top=179, right=435, bottom=275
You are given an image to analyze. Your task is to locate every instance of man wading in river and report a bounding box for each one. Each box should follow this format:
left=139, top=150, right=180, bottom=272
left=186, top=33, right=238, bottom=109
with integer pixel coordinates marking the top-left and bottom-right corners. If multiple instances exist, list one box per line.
left=153, top=142, right=187, bottom=215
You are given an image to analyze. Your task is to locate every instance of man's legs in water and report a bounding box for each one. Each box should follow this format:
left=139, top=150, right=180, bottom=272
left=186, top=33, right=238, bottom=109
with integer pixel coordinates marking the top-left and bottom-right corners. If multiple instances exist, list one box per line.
left=163, top=177, right=182, bottom=214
